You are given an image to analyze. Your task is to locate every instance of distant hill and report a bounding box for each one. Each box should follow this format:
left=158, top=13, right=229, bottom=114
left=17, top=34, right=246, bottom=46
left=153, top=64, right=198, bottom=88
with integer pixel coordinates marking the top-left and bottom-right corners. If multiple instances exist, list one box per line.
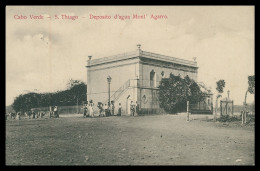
left=233, top=103, right=255, bottom=113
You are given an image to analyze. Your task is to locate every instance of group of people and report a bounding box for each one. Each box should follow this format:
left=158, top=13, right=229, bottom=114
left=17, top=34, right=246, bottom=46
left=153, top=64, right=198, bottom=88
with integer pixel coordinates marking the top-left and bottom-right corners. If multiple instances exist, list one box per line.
left=7, top=110, right=46, bottom=120
left=6, top=105, right=59, bottom=121
left=50, top=106, right=59, bottom=118
left=82, top=100, right=140, bottom=118
left=83, top=103, right=94, bottom=118
left=130, top=101, right=139, bottom=116
left=7, top=111, right=20, bottom=120
left=26, top=110, right=46, bottom=119
left=82, top=101, right=122, bottom=118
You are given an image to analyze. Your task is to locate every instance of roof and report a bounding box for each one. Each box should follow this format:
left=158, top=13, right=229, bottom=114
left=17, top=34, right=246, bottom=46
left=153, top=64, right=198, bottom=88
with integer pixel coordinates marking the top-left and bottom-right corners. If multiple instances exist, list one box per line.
left=198, top=82, right=212, bottom=94
left=87, top=49, right=198, bottom=68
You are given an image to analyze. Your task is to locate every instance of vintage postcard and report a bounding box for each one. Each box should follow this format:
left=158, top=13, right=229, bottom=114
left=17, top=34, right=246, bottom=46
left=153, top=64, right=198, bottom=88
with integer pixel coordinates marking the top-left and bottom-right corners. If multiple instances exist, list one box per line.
left=6, top=6, right=255, bottom=165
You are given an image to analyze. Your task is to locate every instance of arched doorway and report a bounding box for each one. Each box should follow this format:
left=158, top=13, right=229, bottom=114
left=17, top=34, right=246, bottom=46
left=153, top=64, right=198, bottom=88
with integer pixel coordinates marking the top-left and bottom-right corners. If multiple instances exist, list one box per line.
left=126, top=95, right=132, bottom=115
left=150, top=70, right=156, bottom=87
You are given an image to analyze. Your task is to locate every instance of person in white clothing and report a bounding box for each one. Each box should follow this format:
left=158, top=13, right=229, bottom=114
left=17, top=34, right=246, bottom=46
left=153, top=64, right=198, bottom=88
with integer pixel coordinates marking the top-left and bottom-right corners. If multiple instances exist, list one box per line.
left=89, top=103, right=94, bottom=118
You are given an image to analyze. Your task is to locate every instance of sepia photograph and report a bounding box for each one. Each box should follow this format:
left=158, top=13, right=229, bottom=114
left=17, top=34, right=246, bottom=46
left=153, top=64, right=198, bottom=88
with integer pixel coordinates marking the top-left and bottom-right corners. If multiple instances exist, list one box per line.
left=6, top=6, right=255, bottom=165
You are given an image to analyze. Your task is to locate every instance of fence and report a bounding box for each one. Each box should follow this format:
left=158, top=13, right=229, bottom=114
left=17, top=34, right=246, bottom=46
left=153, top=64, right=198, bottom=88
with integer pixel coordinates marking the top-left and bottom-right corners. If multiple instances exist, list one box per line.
left=189, top=101, right=213, bottom=114
left=31, top=105, right=83, bottom=114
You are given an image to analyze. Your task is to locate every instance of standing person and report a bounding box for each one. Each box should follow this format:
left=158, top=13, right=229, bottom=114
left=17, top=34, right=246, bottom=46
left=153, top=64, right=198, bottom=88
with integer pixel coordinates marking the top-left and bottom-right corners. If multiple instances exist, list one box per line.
left=54, top=106, right=57, bottom=118
left=16, top=112, right=21, bottom=120
left=32, top=110, right=35, bottom=119
left=89, top=103, right=94, bottom=118
left=98, top=103, right=104, bottom=117
left=83, top=104, right=87, bottom=118
left=104, top=104, right=108, bottom=116
left=111, top=102, right=115, bottom=116
left=136, top=101, right=139, bottom=116
left=117, top=103, right=122, bottom=116
left=49, top=106, right=54, bottom=118
left=86, top=103, right=90, bottom=117
left=54, top=106, right=59, bottom=118
left=56, top=106, right=59, bottom=118
left=130, top=101, right=135, bottom=116
left=107, top=104, right=111, bottom=117
left=101, top=104, right=105, bottom=117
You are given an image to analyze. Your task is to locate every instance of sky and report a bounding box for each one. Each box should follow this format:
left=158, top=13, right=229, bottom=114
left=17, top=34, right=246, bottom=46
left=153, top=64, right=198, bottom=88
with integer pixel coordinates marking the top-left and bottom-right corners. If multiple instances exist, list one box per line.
left=6, top=6, right=255, bottom=106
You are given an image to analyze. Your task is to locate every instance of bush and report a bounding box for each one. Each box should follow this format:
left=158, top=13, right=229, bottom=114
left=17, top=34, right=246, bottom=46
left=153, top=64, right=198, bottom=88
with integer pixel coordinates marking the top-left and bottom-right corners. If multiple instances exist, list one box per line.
left=217, top=115, right=240, bottom=122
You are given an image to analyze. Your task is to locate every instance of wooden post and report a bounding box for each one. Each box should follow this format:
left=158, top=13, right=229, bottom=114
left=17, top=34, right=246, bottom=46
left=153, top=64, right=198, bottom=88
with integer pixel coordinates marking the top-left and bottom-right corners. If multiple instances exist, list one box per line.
left=242, top=111, right=244, bottom=125
left=187, top=101, right=189, bottom=121
left=226, top=102, right=228, bottom=115
left=232, top=101, right=234, bottom=116
left=245, top=111, right=247, bottom=124
left=214, top=100, right=217, bottom=122
left=220, top=101, right=222, bottom=116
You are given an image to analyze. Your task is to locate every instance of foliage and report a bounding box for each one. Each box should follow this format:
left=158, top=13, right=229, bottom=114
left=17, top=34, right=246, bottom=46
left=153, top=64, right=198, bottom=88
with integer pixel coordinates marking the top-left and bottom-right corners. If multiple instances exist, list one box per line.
left=248, top=75, right=255, bottom=94
left=216, top=80, right=225, bottom=94
left=217, top=115, right=240, bottom=122
left=12, top=79, right=87, bottom=113
left=158, top=74, right=206, bottom=114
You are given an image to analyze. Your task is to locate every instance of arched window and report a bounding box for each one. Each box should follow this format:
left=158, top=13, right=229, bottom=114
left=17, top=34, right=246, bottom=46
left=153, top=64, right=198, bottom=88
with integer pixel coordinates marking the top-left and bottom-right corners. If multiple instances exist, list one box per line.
left=150, top=70, right=156, bottom=87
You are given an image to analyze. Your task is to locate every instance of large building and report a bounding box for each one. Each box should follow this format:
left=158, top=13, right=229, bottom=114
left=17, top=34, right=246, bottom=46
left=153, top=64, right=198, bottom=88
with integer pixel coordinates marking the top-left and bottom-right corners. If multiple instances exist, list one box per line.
left=86, top=45, right=199, bottom=115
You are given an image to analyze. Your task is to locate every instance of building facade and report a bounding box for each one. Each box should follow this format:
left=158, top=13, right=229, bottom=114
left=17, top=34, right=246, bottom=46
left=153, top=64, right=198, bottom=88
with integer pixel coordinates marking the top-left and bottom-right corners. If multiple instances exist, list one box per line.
left=86, top=46, right=198, bottom=115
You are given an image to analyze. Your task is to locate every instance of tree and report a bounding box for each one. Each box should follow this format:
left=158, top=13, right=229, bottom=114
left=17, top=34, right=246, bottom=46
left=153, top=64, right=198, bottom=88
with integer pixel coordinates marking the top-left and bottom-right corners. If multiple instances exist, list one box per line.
left=158, top=74, right=205, bottom=114
left=214, top=79, right=225, bottom=121
left=11, top=79, right=87, bottom=114
left=243, top=75, right=255, bottom=116
left=216, top=80, right=225, bottom=93
left=66, top=79, right=87, bottom=113
left=244, top=75, right=255, bottom=105
left=12, top=94, right=25, bottom=113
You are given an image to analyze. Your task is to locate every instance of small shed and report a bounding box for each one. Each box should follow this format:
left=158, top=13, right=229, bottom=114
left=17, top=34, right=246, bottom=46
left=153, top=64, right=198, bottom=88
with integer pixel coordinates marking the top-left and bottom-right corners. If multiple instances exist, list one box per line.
left=220, top=97, right=234, bottom=116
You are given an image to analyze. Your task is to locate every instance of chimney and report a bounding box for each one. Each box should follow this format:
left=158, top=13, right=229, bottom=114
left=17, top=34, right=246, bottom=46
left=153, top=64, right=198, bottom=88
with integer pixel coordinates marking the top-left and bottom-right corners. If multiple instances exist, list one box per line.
left=87, top=56, right=92, bottom=66
left=137, top=44, right=142, bottom=56
left=137, top=44, right=141, bottom=50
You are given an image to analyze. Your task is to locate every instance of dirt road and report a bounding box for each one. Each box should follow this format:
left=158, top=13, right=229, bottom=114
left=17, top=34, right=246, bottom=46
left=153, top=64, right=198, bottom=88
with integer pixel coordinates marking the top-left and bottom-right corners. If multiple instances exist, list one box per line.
left=5, top=114, right=254, bottom=165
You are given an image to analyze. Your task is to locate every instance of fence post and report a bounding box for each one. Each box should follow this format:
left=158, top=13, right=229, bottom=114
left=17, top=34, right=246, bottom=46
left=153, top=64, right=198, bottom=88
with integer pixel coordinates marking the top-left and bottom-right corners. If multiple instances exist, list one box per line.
left=220, top=101, right=222, bottom=116
left=242, top=111, right=244, bottom=125
left=245, top=111, right=247, bottom=124
left=187, top=101, right=189, bottom=121
left=232, top=101, right=234, bottom=116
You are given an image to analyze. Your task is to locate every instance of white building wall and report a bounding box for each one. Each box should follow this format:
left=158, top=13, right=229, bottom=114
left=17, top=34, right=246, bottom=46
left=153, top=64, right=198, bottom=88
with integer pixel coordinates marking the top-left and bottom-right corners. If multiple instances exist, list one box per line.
left=87, top=58, right=139, bottom=114
left=87, top=54, right=197, bottom=115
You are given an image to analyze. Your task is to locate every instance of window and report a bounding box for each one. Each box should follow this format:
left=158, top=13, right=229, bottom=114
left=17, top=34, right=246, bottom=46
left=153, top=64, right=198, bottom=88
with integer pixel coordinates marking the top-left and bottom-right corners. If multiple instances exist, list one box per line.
left=161, top=71, right=165, bottom=78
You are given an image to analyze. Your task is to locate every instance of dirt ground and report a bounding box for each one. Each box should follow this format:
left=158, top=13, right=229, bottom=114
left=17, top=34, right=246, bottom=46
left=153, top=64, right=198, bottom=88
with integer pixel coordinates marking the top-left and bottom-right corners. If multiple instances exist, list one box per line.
left=5, top=114, right=255, bottom=165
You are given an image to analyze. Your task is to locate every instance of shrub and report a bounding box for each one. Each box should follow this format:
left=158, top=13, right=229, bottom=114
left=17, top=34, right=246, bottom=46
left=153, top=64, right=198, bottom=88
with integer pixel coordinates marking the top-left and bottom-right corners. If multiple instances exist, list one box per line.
left=217, top=115, right=240, bottom=122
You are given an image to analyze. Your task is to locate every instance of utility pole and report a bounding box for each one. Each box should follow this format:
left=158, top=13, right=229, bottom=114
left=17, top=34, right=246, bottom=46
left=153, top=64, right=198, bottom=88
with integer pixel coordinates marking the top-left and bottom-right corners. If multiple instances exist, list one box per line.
left=107, top=76, right=112, bottom=107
